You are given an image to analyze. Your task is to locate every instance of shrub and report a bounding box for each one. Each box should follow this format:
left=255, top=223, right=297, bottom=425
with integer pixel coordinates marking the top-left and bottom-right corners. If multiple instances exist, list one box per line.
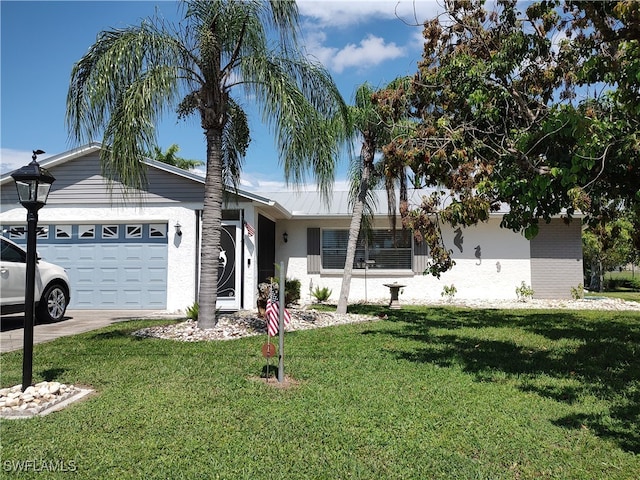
left=515, top=281, right=534, bottom=302
left=269, top=277, right=301, bottom=306
left=570, top=284, right=584, bottom=300
left=311, top=286, right=332, bottom=303
left=185, top=302, right=199, bottom=320
left=441, top=284, right=457, bottom=302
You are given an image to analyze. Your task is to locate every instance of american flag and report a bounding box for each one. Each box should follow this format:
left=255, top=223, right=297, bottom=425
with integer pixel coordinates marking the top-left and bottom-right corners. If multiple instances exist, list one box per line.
left=266, top=293, right=291, bottom=337
left=243, top=221, right=255, bottom=237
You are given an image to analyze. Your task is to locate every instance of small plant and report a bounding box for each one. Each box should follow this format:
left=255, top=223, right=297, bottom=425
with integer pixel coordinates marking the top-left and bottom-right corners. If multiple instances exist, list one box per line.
left=185, top=302, right=199, bottom=320
left=268, top=277, right=301, bottom=306
left=185, top=303, right=220, bottom=320
left=441, top=284, right=457, bottom=302
left=311, top=286, right=332, bottom=303
left=515, top=281, right=534, bottom=302
left=570, top=283, right=585, bottom=300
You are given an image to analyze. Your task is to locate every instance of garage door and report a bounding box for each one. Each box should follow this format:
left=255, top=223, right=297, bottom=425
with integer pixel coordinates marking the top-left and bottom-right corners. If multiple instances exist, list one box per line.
left=5, top=223, right=168, bottom=309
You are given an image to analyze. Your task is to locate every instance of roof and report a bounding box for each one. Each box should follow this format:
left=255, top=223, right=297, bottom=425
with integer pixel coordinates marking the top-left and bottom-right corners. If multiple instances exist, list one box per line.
left=1, top=143, right=520, bottom=219
left=262, top=189, right=511, bottom=218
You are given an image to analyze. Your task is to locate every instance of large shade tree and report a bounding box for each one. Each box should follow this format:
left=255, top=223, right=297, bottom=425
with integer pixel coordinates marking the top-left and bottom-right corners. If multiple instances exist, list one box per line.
left=377, top=0, right=639, bottom=277
left=66, top=0, right=350, bottom=328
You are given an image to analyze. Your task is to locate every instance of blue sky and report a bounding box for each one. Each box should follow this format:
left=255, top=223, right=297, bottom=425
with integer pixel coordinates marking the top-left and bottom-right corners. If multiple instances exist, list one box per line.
left=1, top=1, right=442, bottom=190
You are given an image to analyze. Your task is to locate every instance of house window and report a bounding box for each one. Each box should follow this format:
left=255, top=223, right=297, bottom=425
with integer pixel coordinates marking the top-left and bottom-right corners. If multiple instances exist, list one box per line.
left=55, top=225, right=72, bottom=239
left=321, top=229, right=412, bottom=270
left=102, top=225, right=119, bottom=239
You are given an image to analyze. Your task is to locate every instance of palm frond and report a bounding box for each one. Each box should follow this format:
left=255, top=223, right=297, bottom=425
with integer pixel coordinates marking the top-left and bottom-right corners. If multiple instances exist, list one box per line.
left=240, top=53, right=351, bottom=200
left=222, top=98, right=249, bottom=191
left=66, top=22, right=191, bottom=190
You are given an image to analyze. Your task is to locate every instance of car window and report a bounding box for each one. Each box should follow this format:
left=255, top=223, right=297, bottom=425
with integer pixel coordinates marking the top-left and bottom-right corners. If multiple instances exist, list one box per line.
left=1, top=239, right=26, bottom=263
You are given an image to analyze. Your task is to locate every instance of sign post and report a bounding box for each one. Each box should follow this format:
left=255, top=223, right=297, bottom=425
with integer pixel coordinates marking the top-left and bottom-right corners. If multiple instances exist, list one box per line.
left=278, top=261, right=285, bottom=383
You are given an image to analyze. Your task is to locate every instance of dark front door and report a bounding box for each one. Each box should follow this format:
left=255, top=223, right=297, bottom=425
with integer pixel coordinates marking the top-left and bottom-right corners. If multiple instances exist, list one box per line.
left=257, top=214, right=275, bottom=284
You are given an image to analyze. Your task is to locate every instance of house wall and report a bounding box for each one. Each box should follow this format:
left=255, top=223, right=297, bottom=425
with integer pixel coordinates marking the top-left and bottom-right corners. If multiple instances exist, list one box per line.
left=530, top=219, right=584, bottom=299
left=1, top=147, right=264, bottom=313
left=275, top=217, right=534, bottom=305
left=0, top=203, right=200, bottom=312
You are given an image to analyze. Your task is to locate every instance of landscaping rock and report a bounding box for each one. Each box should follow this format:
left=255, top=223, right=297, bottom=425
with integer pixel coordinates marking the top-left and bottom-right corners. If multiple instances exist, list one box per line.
left=0, top=382, right=92, bottom=419
left=132, top=298, right=640, bottom=343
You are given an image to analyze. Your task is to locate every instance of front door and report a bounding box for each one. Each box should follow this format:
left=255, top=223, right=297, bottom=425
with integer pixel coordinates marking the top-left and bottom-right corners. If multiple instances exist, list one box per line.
left=216, top=222, right=241, bottom=311
left=257, top=214, right=275, bottom=284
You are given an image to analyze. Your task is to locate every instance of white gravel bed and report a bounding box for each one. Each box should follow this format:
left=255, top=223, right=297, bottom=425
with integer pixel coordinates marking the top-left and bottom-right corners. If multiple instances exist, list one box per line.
left=132, top=297, right=640, bottom=343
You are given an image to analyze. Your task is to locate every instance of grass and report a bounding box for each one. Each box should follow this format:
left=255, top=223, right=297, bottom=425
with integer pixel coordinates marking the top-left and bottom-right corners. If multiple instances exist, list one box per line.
left=1, top=305, right=639, bottom=479
left=586, top=291, right=640, bottom=302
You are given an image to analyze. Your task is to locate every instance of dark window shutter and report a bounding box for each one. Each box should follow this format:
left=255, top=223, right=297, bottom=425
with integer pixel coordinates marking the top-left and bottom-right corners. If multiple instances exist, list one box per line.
left=413, top=236, right=428, bottom=274
left=307, top=227, right=321, bottom=273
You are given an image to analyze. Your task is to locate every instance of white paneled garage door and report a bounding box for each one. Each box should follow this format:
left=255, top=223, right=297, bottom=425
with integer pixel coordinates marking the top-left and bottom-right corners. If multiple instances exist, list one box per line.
left=4, top=223, right=168, bottom=309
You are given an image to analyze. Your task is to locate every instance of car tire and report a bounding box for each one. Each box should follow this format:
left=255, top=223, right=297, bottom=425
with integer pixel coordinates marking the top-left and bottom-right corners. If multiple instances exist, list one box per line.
left=36, top=283, right=69, bottom=323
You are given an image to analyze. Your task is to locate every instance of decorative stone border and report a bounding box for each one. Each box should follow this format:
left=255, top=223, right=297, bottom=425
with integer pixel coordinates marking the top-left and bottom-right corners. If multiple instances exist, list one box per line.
left=0, top=382, right=94, bottom=419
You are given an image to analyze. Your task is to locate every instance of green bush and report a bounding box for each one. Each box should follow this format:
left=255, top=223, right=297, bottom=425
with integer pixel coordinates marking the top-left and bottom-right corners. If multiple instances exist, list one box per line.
left=441, top=284, right=457, bottom=302
left=270, top=277, right=301, bottom=306
left=515, top=281, right=534, bottom=302
left=605, top=276, right=640, bottom=292
left=185, top=302, right=198, bottom=320
left=571, top=284, right=585, bottom=300
left=311, top=286, right=333, bottom=302
left=285, top=278, right=301, bottom=305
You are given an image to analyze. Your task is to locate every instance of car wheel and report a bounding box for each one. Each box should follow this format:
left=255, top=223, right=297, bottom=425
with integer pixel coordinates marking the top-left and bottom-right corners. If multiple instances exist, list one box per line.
left=36, top=283, right=69, bottom=323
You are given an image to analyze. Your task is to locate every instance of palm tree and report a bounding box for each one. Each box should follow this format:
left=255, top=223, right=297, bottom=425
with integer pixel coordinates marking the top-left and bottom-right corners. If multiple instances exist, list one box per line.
left=336, top=79, right=410, bottom=314
left=149, top=144, right=203, bottom=171
left=66, top=0, right=350, bottom=328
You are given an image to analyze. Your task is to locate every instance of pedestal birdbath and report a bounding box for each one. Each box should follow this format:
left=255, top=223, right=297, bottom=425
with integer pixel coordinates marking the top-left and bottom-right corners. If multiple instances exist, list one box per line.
left=383, top=282, right=406, bottom=309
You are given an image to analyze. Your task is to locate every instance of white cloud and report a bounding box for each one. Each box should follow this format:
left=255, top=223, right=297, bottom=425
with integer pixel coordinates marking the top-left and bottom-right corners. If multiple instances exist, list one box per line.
left=334, top=34, right=406, bottom=73
left=298, top=1, right=442, bottom=75
left=0, top=149, right=43, bottom=175
left=298, top=0, right=441, bottom=28
left=305, top=31, right=406, bottom=73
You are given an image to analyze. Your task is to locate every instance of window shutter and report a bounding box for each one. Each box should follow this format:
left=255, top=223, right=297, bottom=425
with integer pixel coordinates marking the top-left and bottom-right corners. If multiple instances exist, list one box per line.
left=413, top=236, right=429, bottom=274
left=307, top=227, right=321, bottom=273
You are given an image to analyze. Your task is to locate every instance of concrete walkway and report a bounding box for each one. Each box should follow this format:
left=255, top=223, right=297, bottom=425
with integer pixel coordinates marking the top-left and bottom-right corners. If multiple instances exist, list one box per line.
left=1, top=310, right=183, bottom=353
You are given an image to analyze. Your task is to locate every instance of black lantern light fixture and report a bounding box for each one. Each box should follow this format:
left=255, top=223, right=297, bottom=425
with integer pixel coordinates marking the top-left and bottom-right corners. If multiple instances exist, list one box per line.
left=282, top=232, right=288, bottom=243
left=11, top=150, right=55, bottom=208
left=11, top=150, right=55, bottom=392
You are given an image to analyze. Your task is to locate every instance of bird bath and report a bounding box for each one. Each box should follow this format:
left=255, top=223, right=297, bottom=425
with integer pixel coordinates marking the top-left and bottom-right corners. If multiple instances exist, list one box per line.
left=383, top=282, right=406, bottom=309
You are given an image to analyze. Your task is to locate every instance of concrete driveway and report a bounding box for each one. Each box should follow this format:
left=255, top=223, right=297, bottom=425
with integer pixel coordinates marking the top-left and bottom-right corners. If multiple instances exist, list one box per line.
left=1, top=310, right=184, bottom=353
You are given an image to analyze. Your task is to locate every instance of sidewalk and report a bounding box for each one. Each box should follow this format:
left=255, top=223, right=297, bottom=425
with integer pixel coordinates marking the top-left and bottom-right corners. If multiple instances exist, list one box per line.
left=1, top=310, right=183, bottom=353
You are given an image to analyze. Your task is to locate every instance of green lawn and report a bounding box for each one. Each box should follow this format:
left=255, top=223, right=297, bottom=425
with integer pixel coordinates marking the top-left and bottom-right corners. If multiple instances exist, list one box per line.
left=586, top=291, right=640, bottom=302
left=1, top=305, right=639, bottom=479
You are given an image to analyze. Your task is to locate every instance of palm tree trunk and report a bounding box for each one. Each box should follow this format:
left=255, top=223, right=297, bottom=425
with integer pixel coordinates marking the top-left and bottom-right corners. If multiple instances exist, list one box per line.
left=336, top=141, right=374, bottom=314
left=336, top=179, right=366, bottom=314
left=198, top=129, right=224, bottom=329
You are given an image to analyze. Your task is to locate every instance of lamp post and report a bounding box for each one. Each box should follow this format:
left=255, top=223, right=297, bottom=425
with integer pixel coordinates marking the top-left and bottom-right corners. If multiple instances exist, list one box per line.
left=11, top=150, right=55, bottom=392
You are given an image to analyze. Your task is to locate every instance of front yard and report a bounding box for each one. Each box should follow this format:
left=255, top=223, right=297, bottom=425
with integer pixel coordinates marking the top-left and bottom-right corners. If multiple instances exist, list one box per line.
left=1, top=305, right=639, bottom=479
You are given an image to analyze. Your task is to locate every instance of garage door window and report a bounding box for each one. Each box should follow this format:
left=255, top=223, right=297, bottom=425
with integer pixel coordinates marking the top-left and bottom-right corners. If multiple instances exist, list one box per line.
left=102, top=225, right=119, bottom=239
left=55, top=225, right=72, bottom=239
left=79, top=226, right=95, bottom=239
left=126, top=225, right=142, bottom=238
left=149, top=224, right=167, bottom=238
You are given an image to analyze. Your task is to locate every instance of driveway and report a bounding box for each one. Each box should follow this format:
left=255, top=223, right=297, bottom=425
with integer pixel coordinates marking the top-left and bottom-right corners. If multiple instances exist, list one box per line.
left=1, top=310, right=183, bottom=353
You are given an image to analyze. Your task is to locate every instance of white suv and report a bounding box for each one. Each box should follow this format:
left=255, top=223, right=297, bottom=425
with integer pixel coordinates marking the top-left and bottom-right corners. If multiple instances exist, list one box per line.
left=1, top=236, right=70, bottom=323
